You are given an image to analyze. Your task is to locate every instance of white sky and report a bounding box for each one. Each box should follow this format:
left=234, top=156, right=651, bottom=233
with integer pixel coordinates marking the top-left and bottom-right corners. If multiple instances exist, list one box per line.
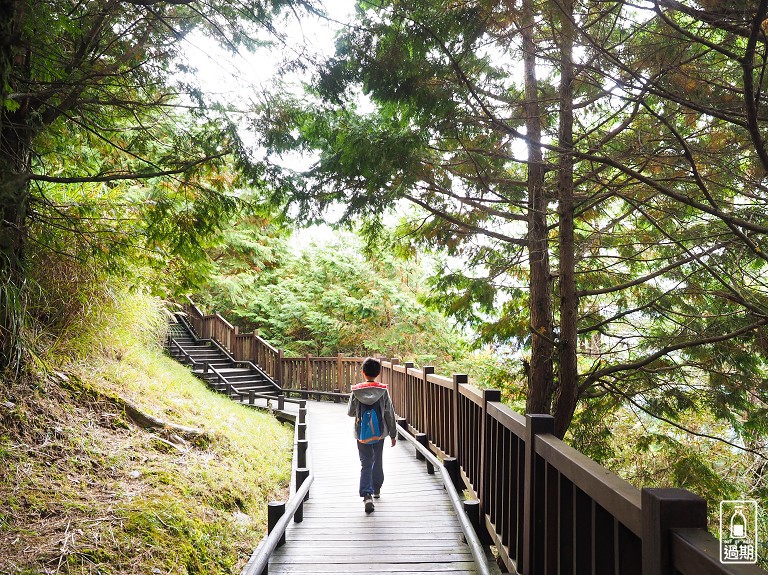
left=176, top=1, right=358, bottom=247
left=179, top=1, right=357, bottom=111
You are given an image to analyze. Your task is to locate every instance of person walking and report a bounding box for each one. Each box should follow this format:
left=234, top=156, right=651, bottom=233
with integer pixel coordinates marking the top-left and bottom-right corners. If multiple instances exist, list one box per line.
left=347, top=357, right=397, bottom=513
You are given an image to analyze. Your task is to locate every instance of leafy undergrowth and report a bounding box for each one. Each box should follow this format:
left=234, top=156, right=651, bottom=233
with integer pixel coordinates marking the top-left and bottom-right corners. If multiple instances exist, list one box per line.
left=0, top=293, right=293, bottom=575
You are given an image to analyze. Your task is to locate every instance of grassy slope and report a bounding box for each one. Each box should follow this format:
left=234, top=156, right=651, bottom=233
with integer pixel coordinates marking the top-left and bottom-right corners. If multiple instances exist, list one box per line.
left=0, top=294, right=293, bottom=575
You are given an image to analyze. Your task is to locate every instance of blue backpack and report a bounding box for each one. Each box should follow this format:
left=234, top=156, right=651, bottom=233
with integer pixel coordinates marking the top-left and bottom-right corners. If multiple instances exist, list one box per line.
left=358, top=400, right=385, bottom=444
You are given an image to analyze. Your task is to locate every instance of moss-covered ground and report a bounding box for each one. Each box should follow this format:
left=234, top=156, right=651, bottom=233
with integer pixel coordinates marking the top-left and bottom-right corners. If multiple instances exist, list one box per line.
left=0, top=293, right=293, bottom=575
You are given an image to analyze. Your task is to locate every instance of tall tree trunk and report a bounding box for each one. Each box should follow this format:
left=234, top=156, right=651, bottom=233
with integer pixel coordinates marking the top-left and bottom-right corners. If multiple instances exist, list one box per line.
left=521, top=0, right=554, bottom=416
left=553, top=0, right=578, bottom=439
left=0, top=2, right=32, bottom=371
left=0, top=124, right=33, bottom=372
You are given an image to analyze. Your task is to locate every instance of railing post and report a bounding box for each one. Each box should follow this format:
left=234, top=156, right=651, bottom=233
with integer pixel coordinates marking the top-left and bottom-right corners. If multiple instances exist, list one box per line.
left=337, top=353, right=343, bottom=393
left=403, top=362, right=415, bottom=425
left=249, top=390, right=255, bottom=405
left=444, top=456, right=463, bottom=491
left=304, top=354, right=311, bottom=392
left=396, top=416, right=407, bottom=440
left=452, top=374, right=467, bottom=460
left=256, top=336, right=261, bottom=367
left=479, top=388, right=502, bottom=505
left=295, top=468, right=310, bottom=521
left=464, top=499, right=482, bottom=544
left=422, top=366, right=435, bottom=437
left=297, top=439, right=308, bottom=469
left=277, top=394, right=285, bottom=411
left=297, top=422, right=307, bottom=442
left=522, top=413, right=555, bottom=575
left=298, top=406, right=307, bottom=425
left=415, top=432, right=427, bottom=460
left=268, top=501, right=286, bottom=547
left=641, top=488, right=707, bottom=575
left=474, top=388, right=502, bottom=547
left=415, top=432, right=434, bottom=474
left=277, top=349, right=284, bottom=387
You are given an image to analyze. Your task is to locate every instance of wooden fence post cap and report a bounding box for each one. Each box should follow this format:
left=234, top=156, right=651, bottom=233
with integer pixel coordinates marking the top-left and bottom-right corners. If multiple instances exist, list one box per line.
left=641, top=487, right=707, bottom=527
left=641, top=487, right=706, bottom=503
left=525, top=413, right=555, bottom=433
left=641, top=487, right=707, bottom=575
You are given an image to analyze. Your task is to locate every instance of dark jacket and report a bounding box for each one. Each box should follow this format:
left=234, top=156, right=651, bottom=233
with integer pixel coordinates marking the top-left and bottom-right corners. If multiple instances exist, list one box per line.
left=347, top=381, right=397, bottom=441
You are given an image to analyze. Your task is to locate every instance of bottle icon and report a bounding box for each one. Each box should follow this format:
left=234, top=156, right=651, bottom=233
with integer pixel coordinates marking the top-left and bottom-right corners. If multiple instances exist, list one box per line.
left=730, top=506, right=747, bottom=539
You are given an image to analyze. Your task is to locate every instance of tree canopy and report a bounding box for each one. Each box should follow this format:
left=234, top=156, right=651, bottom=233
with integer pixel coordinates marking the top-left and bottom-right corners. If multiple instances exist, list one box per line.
left=258, top=0, right=768, bottom=458
left=0, top=0, right=313, bottom=370
left=195, top=218, right=469, bottom=367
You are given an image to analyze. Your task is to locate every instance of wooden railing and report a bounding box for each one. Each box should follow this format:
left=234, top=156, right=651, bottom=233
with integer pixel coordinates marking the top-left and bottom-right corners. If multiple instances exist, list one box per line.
left=182, top=298, right=765, bottom=575
left=381, top=360, right=766, bottom=575
left=241, top=405, right=312, bottom=575
left=183, top=298, right=367, bottom=392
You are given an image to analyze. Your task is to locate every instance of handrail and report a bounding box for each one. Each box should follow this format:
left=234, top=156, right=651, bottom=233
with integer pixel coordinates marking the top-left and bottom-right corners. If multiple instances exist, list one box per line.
left=207, top=337, right=234, bottom=359
left=282, top=388, right=350, bottom=401
left=174, top=312, right=201, bottom=342
left=249, top=332, right=279, bottom=355
left=670, top=529, right=766, bottom=575
left=237, top=359, right=280, bottom=391
left=206, top=362, right=225, bottom=383
left=168, top=338, right=197, bottom=367
left=183, top=295, right=205, bottom=320
left=214, top=312, right=235, bottom=331
left=178, top=299, right=767, bottom=574
left=395, top=423, right=493, bottom=575
left=241, top=469, right=315, bottom=575
left=204, top=338, right=280, bottom=391
left=236, top=390, right=307, bottom=408
left=535, top=432, right=643, bottom=536
left=241, top=407, right=313, bottom=575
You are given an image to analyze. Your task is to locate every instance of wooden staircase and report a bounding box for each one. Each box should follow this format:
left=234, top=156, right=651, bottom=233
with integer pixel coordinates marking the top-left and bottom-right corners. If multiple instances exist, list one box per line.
left=167, top=317, right=282, bottom=403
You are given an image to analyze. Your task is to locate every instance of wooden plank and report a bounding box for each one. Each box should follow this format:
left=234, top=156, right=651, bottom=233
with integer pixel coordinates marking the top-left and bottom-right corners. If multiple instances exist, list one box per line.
left=266, top=400, right=480, bottom=575
left=268, top=564, right=479, bottom=573
left=286, top=530, right=464, bottom=538
left=272, top=553, right=474, bottom=563
left=284, top=541, right=468, bottom=549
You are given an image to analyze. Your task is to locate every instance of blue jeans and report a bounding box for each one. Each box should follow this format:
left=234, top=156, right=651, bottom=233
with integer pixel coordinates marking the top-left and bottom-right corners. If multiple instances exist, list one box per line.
left=357, top=439, right=384, bottom=497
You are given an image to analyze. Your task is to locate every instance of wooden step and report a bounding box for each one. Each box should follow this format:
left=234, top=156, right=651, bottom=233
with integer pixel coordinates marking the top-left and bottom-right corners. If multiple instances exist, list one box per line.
left=215, top=382, right=273, bottom=393
left=220, top=373, right=266, bottom=383
left=183, top=348, right=227, bottom=357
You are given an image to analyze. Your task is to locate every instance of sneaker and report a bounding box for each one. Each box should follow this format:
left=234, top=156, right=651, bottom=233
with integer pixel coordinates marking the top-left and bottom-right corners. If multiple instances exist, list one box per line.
left=363, top=495, right=375, bottom=513
left=373, top=491, right=380, bottom=499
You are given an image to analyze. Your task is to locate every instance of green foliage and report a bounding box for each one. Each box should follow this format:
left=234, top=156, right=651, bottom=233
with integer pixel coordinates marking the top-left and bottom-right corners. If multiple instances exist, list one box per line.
left=195, top=221, right=469, bottom=369
left=0, top=0, right=315, bottom=371
left=569, top=401, right=767, bottom=564
left=0, top=281, right=292, bottom=575
left=254, top=0, right=768, bottom=533
left=265, top=0, right=768, bottom=407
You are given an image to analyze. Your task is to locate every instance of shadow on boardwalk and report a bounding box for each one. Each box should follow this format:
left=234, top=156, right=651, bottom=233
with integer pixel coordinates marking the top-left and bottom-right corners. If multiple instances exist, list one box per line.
left=267, top=400, right=486, bottom=575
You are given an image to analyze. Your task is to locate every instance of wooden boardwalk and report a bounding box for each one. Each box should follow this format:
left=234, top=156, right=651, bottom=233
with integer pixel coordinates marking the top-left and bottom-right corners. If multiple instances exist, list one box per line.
left=266, top=400, right=482, bottom=575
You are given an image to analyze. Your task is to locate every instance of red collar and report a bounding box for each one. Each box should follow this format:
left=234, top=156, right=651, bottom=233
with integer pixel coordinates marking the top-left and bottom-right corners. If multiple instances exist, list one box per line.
left=351, top=381, right=388, bottom=390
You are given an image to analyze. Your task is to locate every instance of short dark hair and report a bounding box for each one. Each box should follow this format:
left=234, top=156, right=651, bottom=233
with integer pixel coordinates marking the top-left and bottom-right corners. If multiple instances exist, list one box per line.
left=362, top=357, right=381, bottom=378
